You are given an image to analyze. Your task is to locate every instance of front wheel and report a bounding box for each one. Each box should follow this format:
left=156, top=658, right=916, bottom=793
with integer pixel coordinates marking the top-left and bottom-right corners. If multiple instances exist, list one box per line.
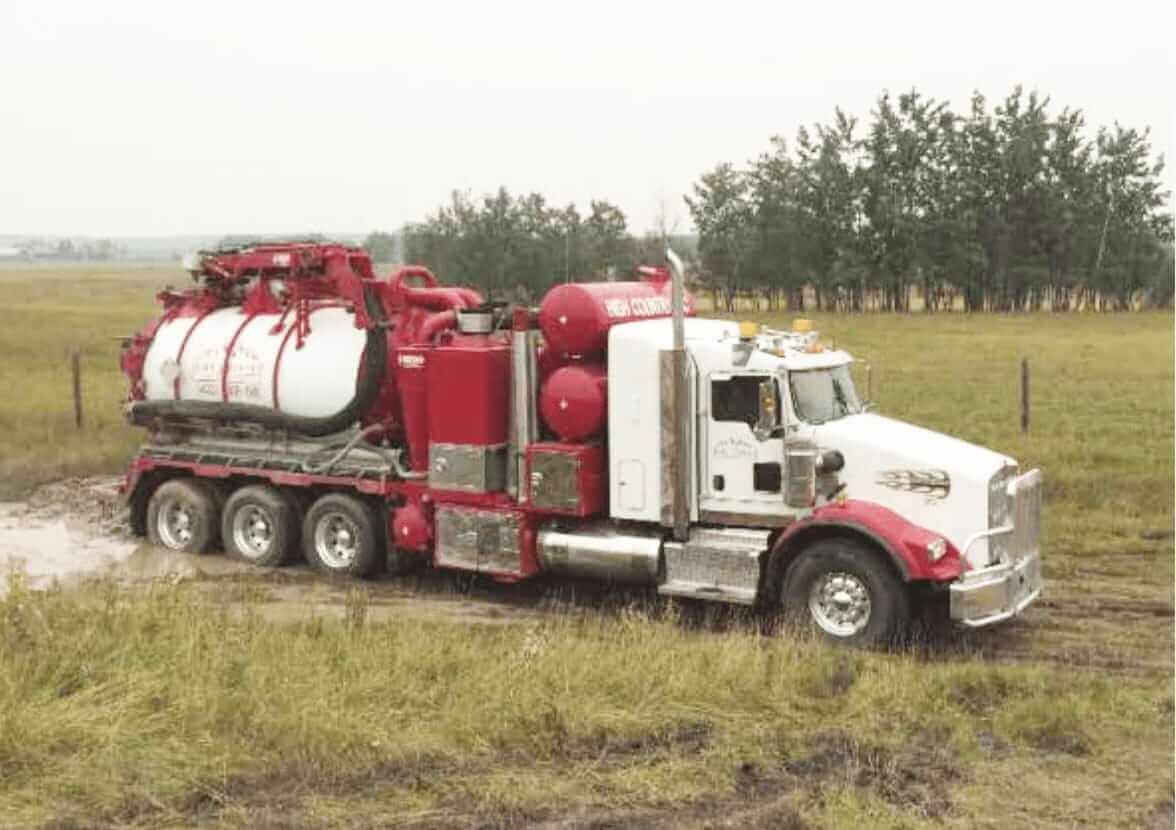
left=781, top=538, right=909, bottom=647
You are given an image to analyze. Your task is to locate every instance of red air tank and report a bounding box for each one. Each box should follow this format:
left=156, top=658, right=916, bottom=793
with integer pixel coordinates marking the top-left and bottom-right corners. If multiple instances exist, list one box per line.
left=538, top=279, right=695, bottom=357
left=540, top=363, right=607, bottom=443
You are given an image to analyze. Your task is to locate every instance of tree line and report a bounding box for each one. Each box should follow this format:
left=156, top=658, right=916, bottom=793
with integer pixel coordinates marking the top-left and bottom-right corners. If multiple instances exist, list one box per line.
left=395, top=86, right=1171, bottom=312
left=401, top=190, right=695, bottom=302
left=688, top=87, right=1173, bottom=312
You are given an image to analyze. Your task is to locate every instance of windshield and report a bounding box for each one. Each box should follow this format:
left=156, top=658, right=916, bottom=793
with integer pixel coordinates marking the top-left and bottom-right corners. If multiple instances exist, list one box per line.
left=788, top=365, right=862, bottom=424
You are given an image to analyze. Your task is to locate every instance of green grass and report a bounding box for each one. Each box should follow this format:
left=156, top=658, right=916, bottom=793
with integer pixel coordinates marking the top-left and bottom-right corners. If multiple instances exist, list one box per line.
left=0, top=264, right=174, bottom=498
left=0, top=265, right=1172, bottom=827
left=0, top=575, right=1170, bottom=828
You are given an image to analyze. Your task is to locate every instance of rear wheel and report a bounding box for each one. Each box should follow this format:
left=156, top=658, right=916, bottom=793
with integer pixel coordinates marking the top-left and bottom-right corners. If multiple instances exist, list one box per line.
left=781, top=538, right=909, bottom=647
left=302, top=493, right=384, bottom=578
left=221, top=484, right=299, bottom=567
left=147, top=478, right=220, bottom=554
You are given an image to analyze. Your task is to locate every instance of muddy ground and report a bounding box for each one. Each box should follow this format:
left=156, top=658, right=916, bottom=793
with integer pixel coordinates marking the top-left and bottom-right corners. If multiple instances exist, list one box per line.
left=3, top=477, right=1172, bottom=685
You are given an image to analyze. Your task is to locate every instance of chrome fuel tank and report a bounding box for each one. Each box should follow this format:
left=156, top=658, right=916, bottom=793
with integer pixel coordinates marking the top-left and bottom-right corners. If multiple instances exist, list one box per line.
left=536, top=523, right=662, bottom=584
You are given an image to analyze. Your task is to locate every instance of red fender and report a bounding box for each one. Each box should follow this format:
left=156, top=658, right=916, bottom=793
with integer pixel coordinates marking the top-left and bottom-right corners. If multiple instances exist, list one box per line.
left=775, top=499, right=964, bottom=583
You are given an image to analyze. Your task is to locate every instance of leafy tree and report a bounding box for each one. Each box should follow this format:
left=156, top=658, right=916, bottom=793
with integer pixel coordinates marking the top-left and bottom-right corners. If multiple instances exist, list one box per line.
left=686, top=85, right=1171, bottom=312
left=362, top=231, right=398, bottom=263
left=685, top=163, right=755, bottom=310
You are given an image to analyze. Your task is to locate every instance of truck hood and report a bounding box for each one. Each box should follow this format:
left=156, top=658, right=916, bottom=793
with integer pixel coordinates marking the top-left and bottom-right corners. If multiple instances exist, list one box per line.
left=812, top=413, right=1015, bottom=569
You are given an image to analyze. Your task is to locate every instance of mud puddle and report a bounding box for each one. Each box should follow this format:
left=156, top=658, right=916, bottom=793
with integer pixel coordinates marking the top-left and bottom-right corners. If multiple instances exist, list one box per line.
left=0, top=477, right=138, bottom=593
left=0, top=477, right=548, bottom=626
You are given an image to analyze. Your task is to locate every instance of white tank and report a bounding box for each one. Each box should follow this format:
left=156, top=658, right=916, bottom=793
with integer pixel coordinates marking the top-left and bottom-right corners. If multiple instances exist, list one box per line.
left=141, top=306, right=367, bottom=419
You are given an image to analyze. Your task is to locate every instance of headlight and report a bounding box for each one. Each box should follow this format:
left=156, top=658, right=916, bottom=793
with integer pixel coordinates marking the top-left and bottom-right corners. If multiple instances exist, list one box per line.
left=927, top=537, right=948, bottom=562
left=988, top=468, right=1014, bottom=529
left=988, top=466, right=1016, bottom=564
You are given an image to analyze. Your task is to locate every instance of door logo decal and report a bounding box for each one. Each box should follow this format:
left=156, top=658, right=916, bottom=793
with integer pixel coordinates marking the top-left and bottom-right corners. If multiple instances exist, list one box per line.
left=713, top=438, right=754, bottom=459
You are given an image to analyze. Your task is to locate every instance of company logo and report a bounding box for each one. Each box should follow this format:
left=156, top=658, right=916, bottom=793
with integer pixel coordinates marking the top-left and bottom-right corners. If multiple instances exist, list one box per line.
left=398, top=354, right=425, bottom=369
left=602, top=294, right=695, bottom=320
left=713, top=437, right=754, bottom=460
left=272, top=253, right=291, bottom=267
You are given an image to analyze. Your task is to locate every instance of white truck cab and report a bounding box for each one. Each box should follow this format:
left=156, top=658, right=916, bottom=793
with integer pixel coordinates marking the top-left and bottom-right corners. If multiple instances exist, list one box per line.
left=606, top=312, right=1043, bottom=644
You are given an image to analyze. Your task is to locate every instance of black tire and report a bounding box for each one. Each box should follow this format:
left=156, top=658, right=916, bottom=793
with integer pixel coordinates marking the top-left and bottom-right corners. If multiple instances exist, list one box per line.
left=781, top=537, right=909, bottom=648
left=146, top=477, right=220, bottom=554
left=302, top=493, right=385, bottom=578
left=221, top=484, right=300, bottom=567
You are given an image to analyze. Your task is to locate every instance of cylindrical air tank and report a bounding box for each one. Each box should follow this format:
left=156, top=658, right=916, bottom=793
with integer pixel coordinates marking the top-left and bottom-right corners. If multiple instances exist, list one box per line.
left=539, top=363, right=607, bottom=442
left=537, top=280, right=695, bottom=356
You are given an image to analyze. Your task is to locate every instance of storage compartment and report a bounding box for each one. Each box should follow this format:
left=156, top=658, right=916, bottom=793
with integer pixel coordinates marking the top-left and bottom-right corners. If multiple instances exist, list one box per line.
left=434, top=505, right=532, bottom=577
left=427, top=338, right=510, bottom=445
left=426, top=337, right=510, bottom=491
left=526, top=442, right=606, bottom=516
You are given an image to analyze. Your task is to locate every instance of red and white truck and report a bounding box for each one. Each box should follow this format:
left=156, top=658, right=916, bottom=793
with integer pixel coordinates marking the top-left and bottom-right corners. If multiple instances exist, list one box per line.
left=119, top=242, right=1042, bottom=646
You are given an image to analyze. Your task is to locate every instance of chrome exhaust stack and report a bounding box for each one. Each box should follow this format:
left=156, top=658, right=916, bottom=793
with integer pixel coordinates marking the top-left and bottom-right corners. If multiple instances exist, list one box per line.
left=665, top=247, right=690, bottom=542
left=508, top=309, right=540, bottom=501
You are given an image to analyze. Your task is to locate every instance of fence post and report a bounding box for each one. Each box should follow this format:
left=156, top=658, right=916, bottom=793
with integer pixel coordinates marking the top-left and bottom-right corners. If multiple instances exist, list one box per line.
left=1020, top=358, right=1030, bottom=434
left=71, top=351, right=83, bottom=429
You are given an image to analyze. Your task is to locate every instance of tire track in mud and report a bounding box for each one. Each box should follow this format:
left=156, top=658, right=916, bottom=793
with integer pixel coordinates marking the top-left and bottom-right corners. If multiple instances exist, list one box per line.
left=4, top=479, right=1173, bottom=679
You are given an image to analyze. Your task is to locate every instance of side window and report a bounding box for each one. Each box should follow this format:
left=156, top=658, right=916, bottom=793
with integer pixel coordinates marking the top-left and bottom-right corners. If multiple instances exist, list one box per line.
left=711, top=376, right=766, bottom=428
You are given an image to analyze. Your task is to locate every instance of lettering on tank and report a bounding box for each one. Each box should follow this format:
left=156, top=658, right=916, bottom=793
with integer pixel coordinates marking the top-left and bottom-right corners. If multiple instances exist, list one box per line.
left=604, top=296, right=674, bottom=318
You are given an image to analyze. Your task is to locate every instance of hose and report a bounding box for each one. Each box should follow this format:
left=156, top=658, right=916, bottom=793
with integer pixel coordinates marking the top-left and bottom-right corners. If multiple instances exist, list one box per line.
left=388, top=447, right=427, bottom=480
left=129, top=283, right=388, bottom=437
left=300, top=423, right=387, bottom=475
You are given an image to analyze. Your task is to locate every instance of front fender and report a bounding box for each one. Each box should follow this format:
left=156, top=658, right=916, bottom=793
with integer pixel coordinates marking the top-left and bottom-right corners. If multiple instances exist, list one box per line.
left=774, top=499, right=965, bottom=583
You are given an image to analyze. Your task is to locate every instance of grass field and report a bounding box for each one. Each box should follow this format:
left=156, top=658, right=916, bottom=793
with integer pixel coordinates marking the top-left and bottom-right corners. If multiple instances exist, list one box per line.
left=0, top=264, right=1173, bottom=828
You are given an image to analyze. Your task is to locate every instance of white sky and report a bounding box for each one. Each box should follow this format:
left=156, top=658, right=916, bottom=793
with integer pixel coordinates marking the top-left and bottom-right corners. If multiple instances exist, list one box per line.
left=2, top=0, right=1173, bottom=237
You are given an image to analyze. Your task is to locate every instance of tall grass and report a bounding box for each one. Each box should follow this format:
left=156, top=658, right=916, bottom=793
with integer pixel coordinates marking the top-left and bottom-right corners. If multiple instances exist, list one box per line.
left=0, top=573, right=1169, bottom=828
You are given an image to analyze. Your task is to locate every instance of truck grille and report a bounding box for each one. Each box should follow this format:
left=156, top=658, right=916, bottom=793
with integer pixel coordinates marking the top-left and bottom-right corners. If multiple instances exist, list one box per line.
left=1008, top=469, right=1042, bottom=562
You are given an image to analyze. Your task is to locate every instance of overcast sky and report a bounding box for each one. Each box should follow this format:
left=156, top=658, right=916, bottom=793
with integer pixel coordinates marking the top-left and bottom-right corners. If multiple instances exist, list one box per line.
left=2, top=0, right=1172, bottom=237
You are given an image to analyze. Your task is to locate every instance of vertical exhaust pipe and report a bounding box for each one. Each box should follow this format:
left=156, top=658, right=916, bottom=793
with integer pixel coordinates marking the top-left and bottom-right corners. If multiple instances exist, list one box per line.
left=508, top=307, right=539, bottom=501
left=665, top=248, right=690, bottom=542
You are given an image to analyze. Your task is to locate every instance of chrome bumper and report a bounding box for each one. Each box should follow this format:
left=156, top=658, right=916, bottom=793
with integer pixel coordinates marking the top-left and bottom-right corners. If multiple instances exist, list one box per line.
left=949, top=549, right=1042, bottom=627
left=950, top=468, right=1043, bottom=628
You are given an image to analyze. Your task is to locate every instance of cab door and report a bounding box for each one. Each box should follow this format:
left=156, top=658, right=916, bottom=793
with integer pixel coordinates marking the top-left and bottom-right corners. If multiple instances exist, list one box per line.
left=699, top=372, right=785, bottom=519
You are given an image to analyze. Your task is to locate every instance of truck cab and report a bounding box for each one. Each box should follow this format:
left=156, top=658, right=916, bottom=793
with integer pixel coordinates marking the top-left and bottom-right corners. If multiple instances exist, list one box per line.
left=603, top=313, right=1042, bottom=644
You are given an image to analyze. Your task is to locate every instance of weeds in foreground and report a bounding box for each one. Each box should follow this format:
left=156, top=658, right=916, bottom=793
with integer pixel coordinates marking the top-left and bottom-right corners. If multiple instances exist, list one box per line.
left=0, top=577, right=1168, bottom=827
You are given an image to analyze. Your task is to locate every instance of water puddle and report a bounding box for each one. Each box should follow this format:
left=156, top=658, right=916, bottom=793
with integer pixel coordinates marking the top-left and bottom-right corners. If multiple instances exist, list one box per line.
left=0, top=502, right=138, bottom=593
left=0, top=477, right=546, bottom=626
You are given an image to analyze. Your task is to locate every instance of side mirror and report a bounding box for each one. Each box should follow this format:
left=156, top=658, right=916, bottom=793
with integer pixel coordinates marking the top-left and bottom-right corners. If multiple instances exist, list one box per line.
left=754, top=378, right=780, bottom=441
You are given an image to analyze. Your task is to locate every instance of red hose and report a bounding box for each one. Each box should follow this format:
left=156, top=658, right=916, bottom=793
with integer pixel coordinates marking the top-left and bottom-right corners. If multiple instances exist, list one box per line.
left=418, top=309, right=458, bottom=343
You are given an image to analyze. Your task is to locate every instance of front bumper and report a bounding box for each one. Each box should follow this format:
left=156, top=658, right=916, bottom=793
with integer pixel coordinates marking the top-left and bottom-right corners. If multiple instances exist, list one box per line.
left=949, top=468, right=1043, bottom=628
left=949, top=549, right=1042, bottom=627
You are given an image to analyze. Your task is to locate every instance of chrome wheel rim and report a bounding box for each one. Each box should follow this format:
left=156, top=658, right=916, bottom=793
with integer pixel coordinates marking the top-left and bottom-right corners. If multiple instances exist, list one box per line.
left=314, top=512, right=360, bottom=569
left=232, top=505, right=274, bottom=561
left=157, top=498, right=195, bottom=549
left=809, top=571, right=872, bottom=637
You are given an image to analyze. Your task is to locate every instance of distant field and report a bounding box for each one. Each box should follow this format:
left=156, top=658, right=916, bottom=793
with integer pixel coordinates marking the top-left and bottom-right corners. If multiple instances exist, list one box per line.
left=0, top=264, right=1172, bottom=828
left=0, top=264, right=178, bottom=499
